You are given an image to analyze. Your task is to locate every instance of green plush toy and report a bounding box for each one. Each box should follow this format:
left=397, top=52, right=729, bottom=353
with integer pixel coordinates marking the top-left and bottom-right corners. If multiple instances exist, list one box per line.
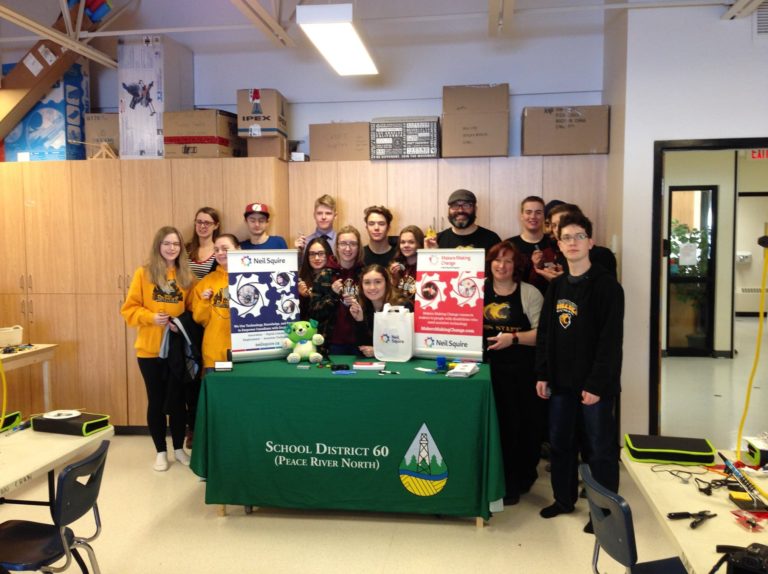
left=282, top=319, right=325, bottom=364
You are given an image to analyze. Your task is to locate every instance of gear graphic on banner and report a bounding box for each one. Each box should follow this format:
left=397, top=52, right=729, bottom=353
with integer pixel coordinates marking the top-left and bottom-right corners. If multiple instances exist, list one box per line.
left=450, top=271, right=483, bottom=307
left=230, top=275, right=269, bottom=318
left=415, top=272, right=446, bottom=311
left=271, top=271, right=295, bottom=293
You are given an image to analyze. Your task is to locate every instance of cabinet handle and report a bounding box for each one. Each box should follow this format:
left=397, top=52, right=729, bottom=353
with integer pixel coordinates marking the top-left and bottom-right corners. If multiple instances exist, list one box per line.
left=27, top=275, right=32, bottom=290
left=28, top=299, right=33, bottom=323
left=118, top=275, right=123, bottom=289
left=20, top=299, right=25, bottom=316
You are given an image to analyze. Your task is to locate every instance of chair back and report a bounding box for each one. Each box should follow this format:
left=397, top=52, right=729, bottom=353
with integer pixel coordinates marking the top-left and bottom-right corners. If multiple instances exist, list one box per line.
left=52, top=440, right=110, bottom=527
left=579, top=463, right=638, bottom=568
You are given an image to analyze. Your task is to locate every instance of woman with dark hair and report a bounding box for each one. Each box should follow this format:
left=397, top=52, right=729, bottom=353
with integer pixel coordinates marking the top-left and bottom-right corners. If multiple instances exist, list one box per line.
left=186, top=207, right=221, bottom=279
left=121, top=226, right=196, bottom=472
left=310, top=225, right=364, bottom=355
left=389, top=225, right=424, bottom=304
left=298, top=236, right=334, bottom=320
left=483, top=240, right=545, bottom=505
left=349, top=264, right=403, bottom=357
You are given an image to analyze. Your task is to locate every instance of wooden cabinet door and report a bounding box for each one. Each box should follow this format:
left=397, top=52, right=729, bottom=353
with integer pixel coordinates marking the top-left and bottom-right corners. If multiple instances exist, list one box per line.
left=223, top=157, right=289, bottom=242
left=0, top=163, right=27, bottom=294
left=0, top=294, right=31, bottom=416
left=386, top=160, right=438, bottom=234
left=120, top=160, right=173, bottom=280
left=287, top=162, right=338, bottom=244
left=337, top=161, right=387, bottom=231
left=76, top=294, right=128, bottom=425
left=23, top=162, right=75, bottom=293
left=27, top=294, right=78, bottom=412
left=438, top=158, right=491, bottom=229
left=542, top=155, right=608, bottom=244
left=170, top=158, right=224, bottom=243
left=490, top=156, right=543, bottom=240
left=71, top=160, right=124, bottom=294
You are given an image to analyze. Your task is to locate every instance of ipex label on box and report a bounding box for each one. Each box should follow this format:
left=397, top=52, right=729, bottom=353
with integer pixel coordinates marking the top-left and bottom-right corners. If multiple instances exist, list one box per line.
left=2, top=61, right=89, bottom=162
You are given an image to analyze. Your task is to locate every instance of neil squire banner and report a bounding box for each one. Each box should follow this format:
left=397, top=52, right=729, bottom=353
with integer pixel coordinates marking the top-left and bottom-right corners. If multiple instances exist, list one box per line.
left=413, top=249, right=485, bottom=360
left=228, top=249, right=300, bottom=362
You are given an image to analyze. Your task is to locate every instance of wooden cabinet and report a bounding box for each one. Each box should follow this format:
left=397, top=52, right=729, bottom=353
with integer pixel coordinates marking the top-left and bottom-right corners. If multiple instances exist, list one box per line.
left=23, top=162, right=75, bottom=294
left=0, top=164, right=26, bottom=294
left=490, top=156, right=543, bottom=240
left=171, top=158, right=224, bottom=243
left=0, top=293, right=31, bottom=416
left=386, top=160, right=438, bottom=233
left=337, top=161, right=387, bottom=230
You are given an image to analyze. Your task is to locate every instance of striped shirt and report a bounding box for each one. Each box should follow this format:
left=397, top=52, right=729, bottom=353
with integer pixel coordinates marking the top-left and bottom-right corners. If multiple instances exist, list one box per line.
left=188, top=253, right=216, bottom=279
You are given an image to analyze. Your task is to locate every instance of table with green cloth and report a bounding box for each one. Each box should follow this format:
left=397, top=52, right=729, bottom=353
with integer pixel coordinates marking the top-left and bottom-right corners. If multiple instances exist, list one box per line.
left=190, top=357, right=505, bottom=521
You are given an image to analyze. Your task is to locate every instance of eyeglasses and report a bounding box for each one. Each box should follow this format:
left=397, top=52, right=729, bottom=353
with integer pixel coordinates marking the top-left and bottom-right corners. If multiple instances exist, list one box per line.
left=195, top=220, right=215, bottom=227
left=559, top=233, right=589, bottom=243
left=338, top=241, right=359, bottom=249
left=161, top=241, right=181, bottom=248
left=308, top=251, right=327, bottom=259
left=449, top=201, right=475, bottom=211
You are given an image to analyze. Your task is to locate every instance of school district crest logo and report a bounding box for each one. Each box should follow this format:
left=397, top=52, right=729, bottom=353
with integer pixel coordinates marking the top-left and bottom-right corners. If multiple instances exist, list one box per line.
left=556, top=298, right=578, bottom=329
left=398, top=423, right=448, bottom=497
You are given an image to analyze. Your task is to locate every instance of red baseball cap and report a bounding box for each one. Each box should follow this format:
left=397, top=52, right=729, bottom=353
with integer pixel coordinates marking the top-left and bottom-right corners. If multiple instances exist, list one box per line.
left=244, top=202, right=270, bottom=218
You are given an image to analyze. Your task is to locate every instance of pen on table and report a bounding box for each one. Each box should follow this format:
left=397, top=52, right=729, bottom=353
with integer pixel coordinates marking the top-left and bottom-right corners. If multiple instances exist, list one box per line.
left=379, top=370, right=400, bottom=375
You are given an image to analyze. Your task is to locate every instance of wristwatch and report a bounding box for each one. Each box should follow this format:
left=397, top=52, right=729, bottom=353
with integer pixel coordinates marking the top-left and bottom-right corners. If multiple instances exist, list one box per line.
left=511, top=331, right=519, bottom=345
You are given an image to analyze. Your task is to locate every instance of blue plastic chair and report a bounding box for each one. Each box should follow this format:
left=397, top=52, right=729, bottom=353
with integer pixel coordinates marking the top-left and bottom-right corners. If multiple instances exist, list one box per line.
left=579, top=463, right=687, bottom=574
left=0, top=440, right=110, bottom=573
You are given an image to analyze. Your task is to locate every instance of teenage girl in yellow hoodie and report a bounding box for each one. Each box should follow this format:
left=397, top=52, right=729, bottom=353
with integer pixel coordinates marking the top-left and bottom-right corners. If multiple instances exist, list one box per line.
left=192, top=234, right=239, bottom=371
left=121, top=226, right=196, bottom=472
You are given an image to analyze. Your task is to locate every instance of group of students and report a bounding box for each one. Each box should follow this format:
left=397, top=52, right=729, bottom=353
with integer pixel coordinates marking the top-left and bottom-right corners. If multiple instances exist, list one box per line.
left=120, top=190, right=625, bottom=537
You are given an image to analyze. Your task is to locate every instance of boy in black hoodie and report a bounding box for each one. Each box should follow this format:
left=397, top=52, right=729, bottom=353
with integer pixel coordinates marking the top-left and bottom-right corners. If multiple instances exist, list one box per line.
left=534, top=212, right=624, bottom=531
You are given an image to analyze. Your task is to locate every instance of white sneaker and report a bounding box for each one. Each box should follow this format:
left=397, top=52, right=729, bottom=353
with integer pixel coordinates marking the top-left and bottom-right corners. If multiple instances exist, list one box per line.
left=174, top=448, right=190, bottom=466
left=154, top=452, right=169, bottom=472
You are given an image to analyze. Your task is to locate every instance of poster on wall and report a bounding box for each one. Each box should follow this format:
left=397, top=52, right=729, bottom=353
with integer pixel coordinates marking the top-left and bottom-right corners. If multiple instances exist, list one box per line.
left=227, top=249, right=300, bottom=362
left=413, top=249, right=485, bottom=360
left=117, top=36, right=165, bottom=158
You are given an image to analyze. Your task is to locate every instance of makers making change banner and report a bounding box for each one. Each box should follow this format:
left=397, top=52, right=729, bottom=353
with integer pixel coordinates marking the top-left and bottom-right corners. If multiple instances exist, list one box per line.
left=227, top=249, right=300, bottom=362
left=413, top=249, right=485, bottom=360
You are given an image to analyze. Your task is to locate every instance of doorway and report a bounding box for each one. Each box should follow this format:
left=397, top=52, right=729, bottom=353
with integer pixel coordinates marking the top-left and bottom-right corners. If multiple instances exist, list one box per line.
left=665, top=186, right=717, bottom=356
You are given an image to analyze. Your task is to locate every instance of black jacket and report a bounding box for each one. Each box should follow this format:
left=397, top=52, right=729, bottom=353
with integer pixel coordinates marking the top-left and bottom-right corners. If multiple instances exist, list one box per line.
left=535, top=263, right=624, bottom=398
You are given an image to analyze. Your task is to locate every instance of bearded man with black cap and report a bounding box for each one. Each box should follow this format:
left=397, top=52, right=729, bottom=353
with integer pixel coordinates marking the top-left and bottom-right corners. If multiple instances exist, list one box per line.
left=425, top=189, right=501, bottom=251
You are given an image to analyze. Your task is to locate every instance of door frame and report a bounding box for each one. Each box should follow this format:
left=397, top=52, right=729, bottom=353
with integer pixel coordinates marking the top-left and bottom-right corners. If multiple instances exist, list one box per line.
left=650, top=137, right=768, bottom=433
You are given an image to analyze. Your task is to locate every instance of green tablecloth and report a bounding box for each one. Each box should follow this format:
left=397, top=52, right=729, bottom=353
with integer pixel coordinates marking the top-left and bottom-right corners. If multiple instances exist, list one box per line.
left=190, top=357, right=505, bottom=520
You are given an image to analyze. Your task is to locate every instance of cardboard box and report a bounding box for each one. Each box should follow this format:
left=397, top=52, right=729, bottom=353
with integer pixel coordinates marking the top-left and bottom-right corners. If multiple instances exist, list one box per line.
left=118, top=35, right=194, bottom=159
left=3, top=61, right=90, bottom=162
left=443, top=83, right=509, bottom=114
left=85, top=113, right=119, bottom=158
left=442, top=83, right=509, bottom=158
left=237, top=89, right=288, bottom=138
left=164, top=109, right=245, bottom=158
left=247, top=134, right=289, bottom=161
left=0, top=4, right=98, bottom=141
left=310, top=122, right=369, bottom=161
left=370, top=117, right=439, bottom=160
left=522, top=105, right=610, bottom=156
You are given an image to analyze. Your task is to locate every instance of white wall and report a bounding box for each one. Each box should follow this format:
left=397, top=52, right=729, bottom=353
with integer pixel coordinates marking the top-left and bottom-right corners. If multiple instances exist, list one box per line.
left=620, top=6, right=768, bottom=433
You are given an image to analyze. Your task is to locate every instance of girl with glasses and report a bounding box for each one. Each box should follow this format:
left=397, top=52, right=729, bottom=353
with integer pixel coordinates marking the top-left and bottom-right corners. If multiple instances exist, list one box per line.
left=121, top=226, right=196, bottom=472
left=186, top=207, right=221, bottom=279
left=298, top=236, right=335, bottom=320
left=310, top=225, right=364, bottom=355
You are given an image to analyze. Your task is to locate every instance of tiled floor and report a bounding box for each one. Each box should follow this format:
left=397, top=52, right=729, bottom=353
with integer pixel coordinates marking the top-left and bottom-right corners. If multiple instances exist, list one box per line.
left=661, top=316, right=768, bottom=449
left=4, top=434, right=679, bottom=574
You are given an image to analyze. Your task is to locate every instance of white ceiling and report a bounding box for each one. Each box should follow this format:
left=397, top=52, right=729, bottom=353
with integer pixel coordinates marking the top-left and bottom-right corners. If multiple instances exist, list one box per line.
left=0, top=0, right=740, bottom=63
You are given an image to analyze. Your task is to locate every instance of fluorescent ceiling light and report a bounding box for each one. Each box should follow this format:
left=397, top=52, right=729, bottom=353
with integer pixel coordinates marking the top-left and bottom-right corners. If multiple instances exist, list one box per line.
left=297, top=4, right=378, bottom=76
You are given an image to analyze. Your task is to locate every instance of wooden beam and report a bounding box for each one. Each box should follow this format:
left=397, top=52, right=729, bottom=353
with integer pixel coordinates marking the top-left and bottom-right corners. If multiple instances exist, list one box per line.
left=488, top=0, right=515, bottom=36
left=230, top=0, right=296, bottom=48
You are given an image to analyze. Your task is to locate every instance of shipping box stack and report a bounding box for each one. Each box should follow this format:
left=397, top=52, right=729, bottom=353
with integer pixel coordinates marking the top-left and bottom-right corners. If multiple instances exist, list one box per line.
left=521, top=105, right=610, bottom=155
left=84, top=113, right=119, bottom=158
left=369, top=117, right=440, bottom=160
left=0, top=1, right=103, bottom=142
left=441, top=83, right=509, bottom=158
left=3, top=61, right=90, bottom=162
left=237, top=89, right=289, bottom=160
left=164, top=110, right=245, bottom=158
left=117, top=35, right=194, bottom=159
left=309, top=122, right=369, bottom=161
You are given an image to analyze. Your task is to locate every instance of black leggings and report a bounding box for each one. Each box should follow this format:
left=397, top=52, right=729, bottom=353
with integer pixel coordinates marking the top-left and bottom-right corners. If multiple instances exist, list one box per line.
left=138, top=357, right=186, bottom=453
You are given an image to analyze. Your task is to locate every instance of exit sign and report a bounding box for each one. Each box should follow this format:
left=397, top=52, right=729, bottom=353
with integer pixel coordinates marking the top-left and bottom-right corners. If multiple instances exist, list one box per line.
left=750, top=149, right=768, bottom=159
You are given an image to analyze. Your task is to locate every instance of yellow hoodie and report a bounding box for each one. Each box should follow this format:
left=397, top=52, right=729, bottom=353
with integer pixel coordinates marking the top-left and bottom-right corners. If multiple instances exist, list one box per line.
left=192, top=266, right=232, bottom=369
left=121, top=266, right=193, bottom=358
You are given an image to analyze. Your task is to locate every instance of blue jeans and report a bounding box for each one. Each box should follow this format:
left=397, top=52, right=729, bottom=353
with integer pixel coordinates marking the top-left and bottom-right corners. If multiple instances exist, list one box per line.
left=548, top=391, right=619, bottom=508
